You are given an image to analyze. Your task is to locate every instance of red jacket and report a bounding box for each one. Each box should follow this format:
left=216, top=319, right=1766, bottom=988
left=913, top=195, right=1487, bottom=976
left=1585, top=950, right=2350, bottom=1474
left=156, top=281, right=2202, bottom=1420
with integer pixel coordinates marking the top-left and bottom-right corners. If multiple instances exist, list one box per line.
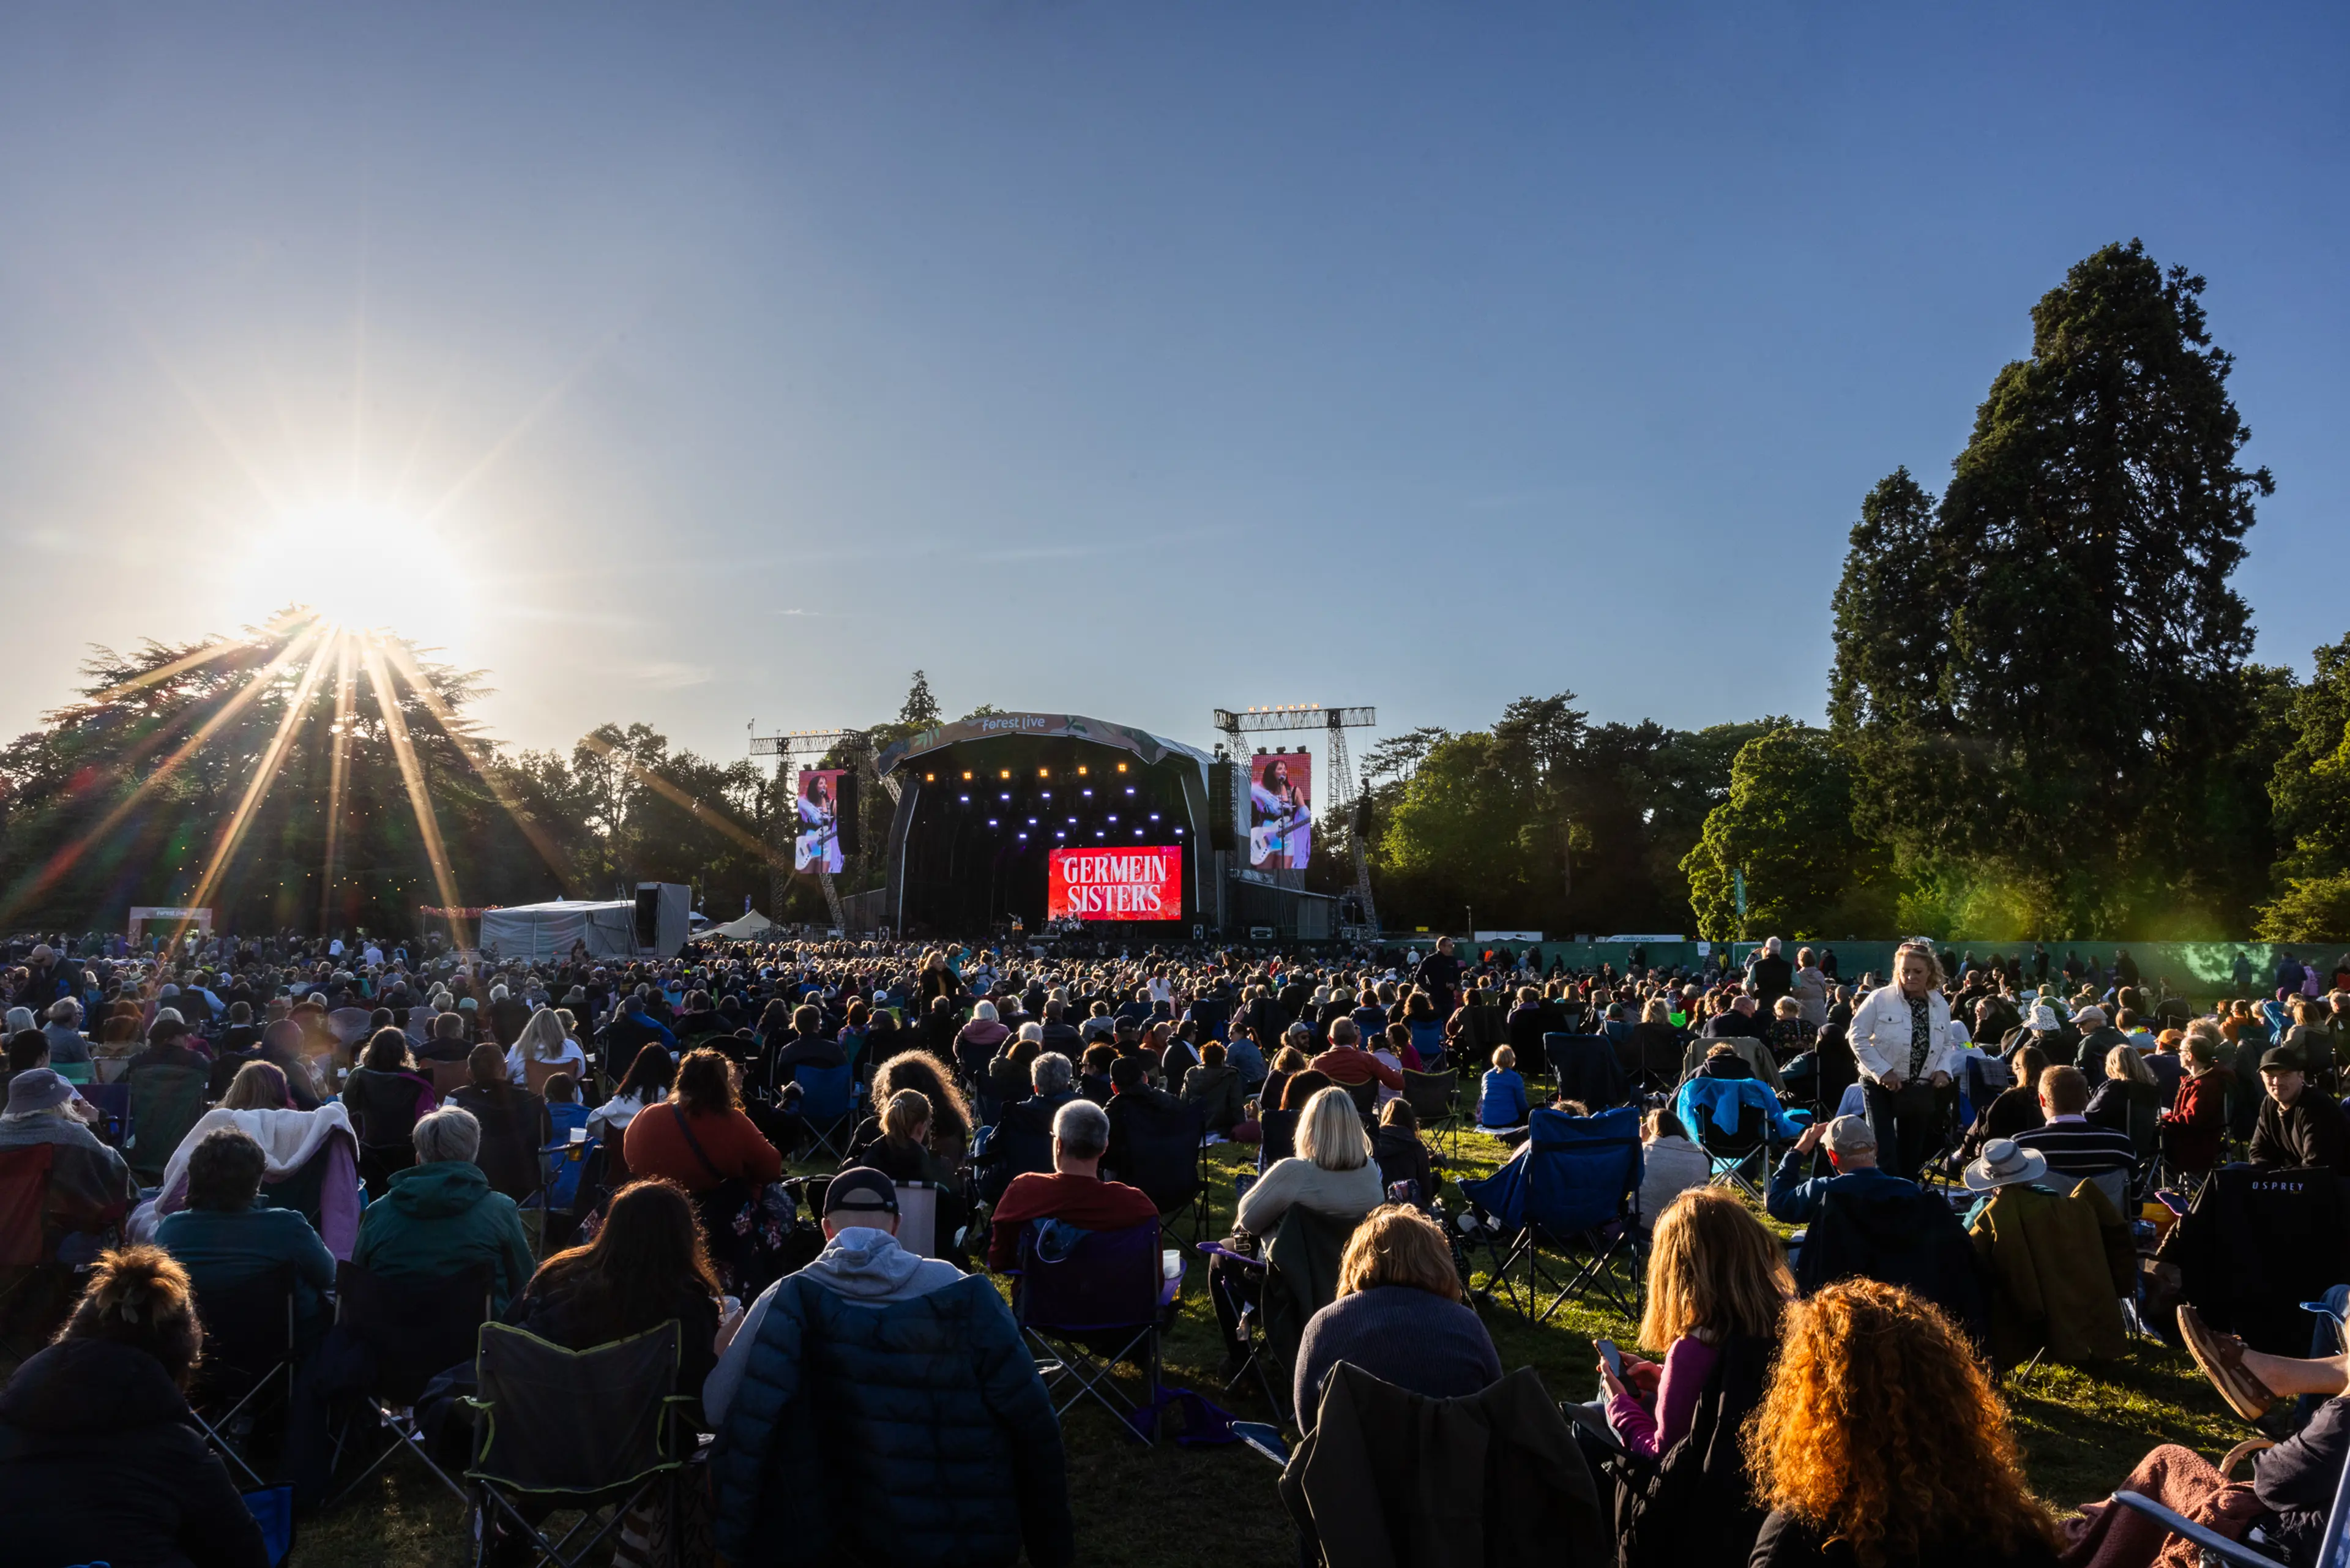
left=1310, top=1045, right=1403, bottom=1092
left=987, top=1171, right=1162, bottom=1271
left=2160, top=1068, right=2232, bottom=1175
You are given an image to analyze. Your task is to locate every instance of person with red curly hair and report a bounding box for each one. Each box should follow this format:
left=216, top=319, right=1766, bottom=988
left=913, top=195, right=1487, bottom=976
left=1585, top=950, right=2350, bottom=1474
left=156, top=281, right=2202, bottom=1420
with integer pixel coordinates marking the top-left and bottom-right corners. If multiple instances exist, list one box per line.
left=1747, top=1278, right=2063, bottom=1567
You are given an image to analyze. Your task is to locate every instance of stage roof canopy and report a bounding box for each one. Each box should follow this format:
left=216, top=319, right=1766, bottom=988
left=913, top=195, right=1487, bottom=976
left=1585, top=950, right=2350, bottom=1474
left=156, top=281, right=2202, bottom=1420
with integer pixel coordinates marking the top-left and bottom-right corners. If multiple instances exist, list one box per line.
left=876, top=711, right=1215, bottom=777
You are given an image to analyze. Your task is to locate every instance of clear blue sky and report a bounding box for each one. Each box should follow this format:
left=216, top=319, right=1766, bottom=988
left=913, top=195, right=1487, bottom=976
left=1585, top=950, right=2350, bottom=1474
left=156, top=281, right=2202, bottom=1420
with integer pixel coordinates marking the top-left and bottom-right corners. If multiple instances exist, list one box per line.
left=1, top=3, right=2342, bottom=772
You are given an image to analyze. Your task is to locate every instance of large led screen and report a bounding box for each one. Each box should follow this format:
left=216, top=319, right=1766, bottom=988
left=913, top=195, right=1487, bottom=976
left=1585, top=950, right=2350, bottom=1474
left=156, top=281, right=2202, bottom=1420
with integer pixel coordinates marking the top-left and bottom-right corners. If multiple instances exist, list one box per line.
left=1047, top=846, right=1182, bottom=920
left=1248, top=752, right=1312, bottom=870
left=795, top=767, right=846, bottom=875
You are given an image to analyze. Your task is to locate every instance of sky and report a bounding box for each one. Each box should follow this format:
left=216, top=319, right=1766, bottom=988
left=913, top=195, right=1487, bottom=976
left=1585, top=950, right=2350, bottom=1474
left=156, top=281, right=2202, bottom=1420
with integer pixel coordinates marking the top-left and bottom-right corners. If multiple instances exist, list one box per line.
left=1, top=2, right=2343, bottom=777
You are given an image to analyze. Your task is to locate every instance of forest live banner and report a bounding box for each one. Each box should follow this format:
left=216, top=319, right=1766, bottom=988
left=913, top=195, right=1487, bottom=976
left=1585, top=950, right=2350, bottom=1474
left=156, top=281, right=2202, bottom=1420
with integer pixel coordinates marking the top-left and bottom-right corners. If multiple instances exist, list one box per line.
left=1048, top=846, right=1183, bottom=920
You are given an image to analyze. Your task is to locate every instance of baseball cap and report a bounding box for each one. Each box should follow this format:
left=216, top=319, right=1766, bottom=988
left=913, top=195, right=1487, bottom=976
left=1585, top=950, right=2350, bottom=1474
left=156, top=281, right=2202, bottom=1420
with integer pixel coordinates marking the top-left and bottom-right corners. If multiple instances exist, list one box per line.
left=2260, top=1046, right=2307, bottom=1074
left=823, top=1167, right=900, bottom=1219
left=1821, top=1114, right=1878, bottom=1157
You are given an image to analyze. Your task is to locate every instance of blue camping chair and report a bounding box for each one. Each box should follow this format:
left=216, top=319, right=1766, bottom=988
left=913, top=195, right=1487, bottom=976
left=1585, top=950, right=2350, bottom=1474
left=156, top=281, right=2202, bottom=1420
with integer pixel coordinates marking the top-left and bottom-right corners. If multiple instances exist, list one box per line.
left=792, top=1064, right=862, bottom=1163
left=1458, top=1105, right=1644, bottom=1324
left=1674, top=1076, right=1809, bottom=1199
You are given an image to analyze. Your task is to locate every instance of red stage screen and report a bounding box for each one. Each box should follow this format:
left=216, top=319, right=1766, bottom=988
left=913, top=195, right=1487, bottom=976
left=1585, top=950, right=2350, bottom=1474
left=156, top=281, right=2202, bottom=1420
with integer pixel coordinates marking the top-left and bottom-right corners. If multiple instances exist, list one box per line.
left=1048, top=846, right=1183, bottom=920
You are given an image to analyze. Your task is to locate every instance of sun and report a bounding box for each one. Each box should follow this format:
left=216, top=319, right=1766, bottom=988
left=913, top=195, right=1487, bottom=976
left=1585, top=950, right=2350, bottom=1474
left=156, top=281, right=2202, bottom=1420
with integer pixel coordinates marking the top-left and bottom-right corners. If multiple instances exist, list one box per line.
left=233, top=502, right=472, bottom=646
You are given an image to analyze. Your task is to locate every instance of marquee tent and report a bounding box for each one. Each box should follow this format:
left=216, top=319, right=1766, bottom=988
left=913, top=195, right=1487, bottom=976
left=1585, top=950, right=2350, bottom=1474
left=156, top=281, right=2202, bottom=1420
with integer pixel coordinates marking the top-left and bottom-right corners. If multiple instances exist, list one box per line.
left=477, top=900, right=638, bottom=963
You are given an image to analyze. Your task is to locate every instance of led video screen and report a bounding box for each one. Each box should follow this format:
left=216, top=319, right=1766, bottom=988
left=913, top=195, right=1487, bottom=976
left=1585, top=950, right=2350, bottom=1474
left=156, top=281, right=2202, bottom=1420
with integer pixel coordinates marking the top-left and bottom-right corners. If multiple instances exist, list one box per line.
left=1047, top=846, right=1182, bottom=920
left=1249, top=752, right=1311, bottom=870
left=795, top=767, right=846, bottom=875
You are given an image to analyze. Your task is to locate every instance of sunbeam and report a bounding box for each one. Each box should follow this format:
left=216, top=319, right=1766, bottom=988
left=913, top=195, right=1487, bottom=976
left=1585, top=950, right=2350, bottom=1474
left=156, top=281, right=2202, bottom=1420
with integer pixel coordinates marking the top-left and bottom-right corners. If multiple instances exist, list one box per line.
left=319, top=631, right=358, bottom=931
left=357, top=632, right=466, bottom=924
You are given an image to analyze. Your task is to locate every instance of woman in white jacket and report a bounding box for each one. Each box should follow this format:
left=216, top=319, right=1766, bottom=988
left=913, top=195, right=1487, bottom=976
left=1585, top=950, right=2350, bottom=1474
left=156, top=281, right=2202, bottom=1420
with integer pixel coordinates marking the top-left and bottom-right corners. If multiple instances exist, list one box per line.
left=1848, top=941, right=1960, bottom=1177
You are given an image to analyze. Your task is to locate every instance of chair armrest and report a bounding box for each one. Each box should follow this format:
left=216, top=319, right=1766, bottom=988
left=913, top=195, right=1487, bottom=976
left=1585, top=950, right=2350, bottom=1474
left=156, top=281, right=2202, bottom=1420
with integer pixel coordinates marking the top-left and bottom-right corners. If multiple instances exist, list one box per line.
left=2221, top=1438, right=2275, bottom=1479
left=2109, top=1493, right=2283, bottom=1568
left=1194, top=1241, right=1263, bottom=1271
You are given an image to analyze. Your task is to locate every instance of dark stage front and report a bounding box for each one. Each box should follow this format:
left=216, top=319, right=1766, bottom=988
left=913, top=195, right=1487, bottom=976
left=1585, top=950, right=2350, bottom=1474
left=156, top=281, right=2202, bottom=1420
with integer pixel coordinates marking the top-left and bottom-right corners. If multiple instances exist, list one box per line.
left=876, top=717, right=1214, bottom=938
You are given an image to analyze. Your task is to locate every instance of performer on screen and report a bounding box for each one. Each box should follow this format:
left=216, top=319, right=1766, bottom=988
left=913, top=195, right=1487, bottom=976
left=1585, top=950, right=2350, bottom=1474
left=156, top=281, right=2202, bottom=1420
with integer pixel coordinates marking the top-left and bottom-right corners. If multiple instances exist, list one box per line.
left=1249, top=759, right=1311, bottom=870
left=796, top=774, right=841, bottom=875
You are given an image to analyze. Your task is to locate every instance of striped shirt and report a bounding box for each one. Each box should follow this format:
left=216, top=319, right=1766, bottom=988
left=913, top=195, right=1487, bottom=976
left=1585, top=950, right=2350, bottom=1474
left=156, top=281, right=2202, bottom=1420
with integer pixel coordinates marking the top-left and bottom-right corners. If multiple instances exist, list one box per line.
left=2013, top=1115, right=2137, bottom=1181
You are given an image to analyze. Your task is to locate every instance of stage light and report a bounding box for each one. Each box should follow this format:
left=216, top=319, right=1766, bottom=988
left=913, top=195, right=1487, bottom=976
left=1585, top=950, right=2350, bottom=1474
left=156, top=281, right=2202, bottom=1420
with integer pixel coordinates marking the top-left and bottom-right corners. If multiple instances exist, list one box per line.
left=1134, top=829, right=1144, bottom=837
left=1028, top=818, right=1037, bottom=824
left=1077, top=766, right=1087, bottom=775
left=1039, top=767, right=1049, bottom=778
left=988, top=819, right=998, bottom=827
left=1150, top=813, right=1160, bottom=821
left=1000, top=769, right=1011, bottom=779
left=1175, top=827, right=1185, bottom=835
left=1107, top=814, right=1117, bottom=823
left=1094, top=831, right=1105, bottom=838
left=963, top=771, right=972, bottom=781
left=1056, top=830, right=1065, bottom=838
left=925, top=772, right=935, bottom=782
left=959, top=794, right=969, bottom=803
left=1125, top=786, right=1135, bottom=796
left=1117, top=762, right=1127, bottom=772
left=1081, top=788, right=1092, bottom=797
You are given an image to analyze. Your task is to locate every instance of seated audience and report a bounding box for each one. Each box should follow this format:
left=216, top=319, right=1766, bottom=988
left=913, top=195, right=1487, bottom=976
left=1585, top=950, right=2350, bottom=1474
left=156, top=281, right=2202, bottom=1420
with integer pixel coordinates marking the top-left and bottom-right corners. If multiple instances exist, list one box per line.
left=1237, top=1086, right=1384, bottom=1237
left=2084, top=1042, right=2163, bottom=1134
left=1181, top=1041, right=1248, bottom=1135
left=1370, top=1098, right=1435, bottom=1201
left=1747, top=1279, right=2062, bottom=1567
left=504, top=1005, right=586, bottom=1087
left=341, top=1026, right=438, bottom=1151
left=589, top=1042, right=674, bottom=1149
left=1635, top=1107, right=1710, bottom=1231
left=860, top=1053, right=975, bottom=1168
left=2250, top=1045, right=2350, bottom=1171
left=450, top=1042, right=553, bottom=1204
left=623, top=1048, right=784, bottom=1196
left=155, top=1126, right=338, bottom=1348
left=2158, top=1032, right=2232, bottom=1174
left=352, top=1107, right=536, bottom=1312
left=705, top=1168, right=1072, bottom=1568
left=2010, top=1064, right=2138, bottom=1208
left=1767, top=1114, right=1914, bottom=1226
left=1309, top=1018, right=1404, bottom=1096
left=985, top=1099, right=1160, bottom=1271
left=0, top=1066, right=138, bottom=1247
left=1479, top=1045, right=1529, bottom=1129
left=1292, top=1204, right=1499, bottom=1434
left=0, top=1246, right=270, bottom=1568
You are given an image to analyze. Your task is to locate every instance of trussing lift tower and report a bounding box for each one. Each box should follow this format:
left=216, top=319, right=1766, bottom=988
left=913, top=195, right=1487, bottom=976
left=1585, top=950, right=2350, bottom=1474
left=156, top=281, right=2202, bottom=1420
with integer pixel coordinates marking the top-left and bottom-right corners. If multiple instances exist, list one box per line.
left=748, top=729, right=899, bottom=932
left=1211, top=704, right=1379, bottom=936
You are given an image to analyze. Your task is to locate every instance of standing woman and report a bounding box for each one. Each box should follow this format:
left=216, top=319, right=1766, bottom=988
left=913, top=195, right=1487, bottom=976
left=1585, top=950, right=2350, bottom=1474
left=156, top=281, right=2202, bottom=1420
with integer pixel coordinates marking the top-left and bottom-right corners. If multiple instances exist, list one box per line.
left=1746, top=1280, right=2062, bottom=1567
left=1848, top=942, right=1958, bottom=1179
left=1791, top=948, right=1830, bottom=1029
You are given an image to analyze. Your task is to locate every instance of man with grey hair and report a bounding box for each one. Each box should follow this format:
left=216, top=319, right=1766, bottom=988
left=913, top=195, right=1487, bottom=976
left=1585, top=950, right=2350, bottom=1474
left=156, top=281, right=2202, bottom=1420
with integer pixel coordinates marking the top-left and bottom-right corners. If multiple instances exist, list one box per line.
left=984, top=1099, right=1159, bottom=1270
left=351, top=1105, right=535, bottom=1310
left=1030, top=1051, right=1075, bottom=1099
left=1748, top=935, right=1794, bottom=1011
left=1765, top=1113, right=1916, bottom=1225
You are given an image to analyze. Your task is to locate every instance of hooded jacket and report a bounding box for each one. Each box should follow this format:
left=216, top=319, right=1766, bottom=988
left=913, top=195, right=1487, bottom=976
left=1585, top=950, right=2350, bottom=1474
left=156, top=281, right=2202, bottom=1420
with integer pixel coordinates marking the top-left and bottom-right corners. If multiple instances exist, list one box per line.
left=351, top=1158, right=536, bottom=1311
left=1968, top=1178, right=2133, bottom=1368
left=0, top=1338, right=269, bottom=1568
left=1181, top=1062, right=1246, bottom=1133
left=707, top=1228, right=1072, bottom=1568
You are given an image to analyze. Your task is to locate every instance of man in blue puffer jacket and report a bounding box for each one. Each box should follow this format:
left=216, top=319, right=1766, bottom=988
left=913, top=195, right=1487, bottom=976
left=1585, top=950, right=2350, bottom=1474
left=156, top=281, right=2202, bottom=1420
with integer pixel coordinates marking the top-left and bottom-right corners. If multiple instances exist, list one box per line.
left=706, top=1168, right=1074, bottom=1567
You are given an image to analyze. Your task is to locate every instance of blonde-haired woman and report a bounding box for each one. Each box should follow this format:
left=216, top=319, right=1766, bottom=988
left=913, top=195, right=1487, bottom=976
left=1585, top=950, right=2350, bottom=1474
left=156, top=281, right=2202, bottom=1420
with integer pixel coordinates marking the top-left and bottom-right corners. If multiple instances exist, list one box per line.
left=1747, top=1280, right=2060, bottom=1567
left=1291, top=1204, right=1499, bottom=1433
left=504, top=1005, right=585, bottom=1087
left=1603, top=1186, right=1792, bottom=1460
left=1236, top=1085, right=1382, bottom=1236
left=1848, top=941, right=1958, bottom=1177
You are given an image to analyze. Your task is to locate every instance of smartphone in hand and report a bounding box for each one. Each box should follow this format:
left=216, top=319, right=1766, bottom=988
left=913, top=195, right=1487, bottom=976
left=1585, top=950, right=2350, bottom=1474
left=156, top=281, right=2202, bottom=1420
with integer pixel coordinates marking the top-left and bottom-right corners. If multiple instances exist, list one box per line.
left=1594, top=1337, right=1624, bottom=1381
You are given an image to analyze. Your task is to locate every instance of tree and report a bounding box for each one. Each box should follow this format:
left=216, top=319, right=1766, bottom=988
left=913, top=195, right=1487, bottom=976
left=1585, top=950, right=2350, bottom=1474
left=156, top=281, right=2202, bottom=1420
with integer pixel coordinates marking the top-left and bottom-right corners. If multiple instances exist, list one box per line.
left=1829, top=241, right=2275, bottom=936
left=1681, top=725, right=1891, bottom=940
left=900, top=670, right=942, bottom=730
left=2257, top=633, right=2350, bottom=939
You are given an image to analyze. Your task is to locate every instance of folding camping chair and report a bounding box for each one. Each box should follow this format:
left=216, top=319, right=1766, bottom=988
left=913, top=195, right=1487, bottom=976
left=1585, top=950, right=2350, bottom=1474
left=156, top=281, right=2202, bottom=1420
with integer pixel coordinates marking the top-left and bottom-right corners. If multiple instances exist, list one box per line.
left=1107, top=1096, right=1210, bottom=1247
left=324, top=1261, right=494, bottom=1509
left=790, top=1063, right=862, bottom=1164
left=125, top=1063, right=210, bottom=1185
left=1015, top=1219, right=1179, bottom=1442
left=188, top=1263, right=298, bottom=1489
left=895, top=1180, right=941, bottom=1260
left=1198, top=1203, right=1354, bottom=1428
left=1403, top=1069, right=1460, bottom=1160
left=463, top=1319, right=696, bottom=1568
left=1674, top=1075, right=1799, bottom=1201
left=0, top=1143, right=61, bottom=1365
left=2111, top=1422, right=2350, bottom=1568
left=1545, top=1032, right=1627, bottom=1112
left=1458, top=1104, right=1645, bottom=1324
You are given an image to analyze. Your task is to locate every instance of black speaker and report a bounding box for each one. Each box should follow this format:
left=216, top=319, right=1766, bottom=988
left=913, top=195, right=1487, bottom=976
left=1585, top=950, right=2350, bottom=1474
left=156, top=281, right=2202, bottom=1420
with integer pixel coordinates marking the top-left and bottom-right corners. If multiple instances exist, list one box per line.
left=1209, top=761, right=1237, bottom=852
left=837, top=771, right=863, bottom=856
left=633, top=886, right=662, bottom=948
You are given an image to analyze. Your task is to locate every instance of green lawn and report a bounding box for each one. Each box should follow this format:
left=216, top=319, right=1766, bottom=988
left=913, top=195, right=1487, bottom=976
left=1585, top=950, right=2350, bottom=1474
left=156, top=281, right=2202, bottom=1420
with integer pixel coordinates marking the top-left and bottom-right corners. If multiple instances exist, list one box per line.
left=292, top=1132, right=2247, bottom=1567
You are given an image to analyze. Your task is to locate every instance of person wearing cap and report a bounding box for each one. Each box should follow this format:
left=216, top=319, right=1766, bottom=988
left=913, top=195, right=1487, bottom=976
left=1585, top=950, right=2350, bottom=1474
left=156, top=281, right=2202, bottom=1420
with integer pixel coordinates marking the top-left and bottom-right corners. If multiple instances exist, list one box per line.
left=706, top=1165, right=1073, bottom=1568
left=0, top=1067, right=139, bottom=1251
left=122, top=1012, right=209, bottom=1080
left=1766, top=1114, right=1914, bottom=1225
left=2069, top=1005, right=2125, bottom=1085
left=2251, top=1045, right=2350, bottom=1173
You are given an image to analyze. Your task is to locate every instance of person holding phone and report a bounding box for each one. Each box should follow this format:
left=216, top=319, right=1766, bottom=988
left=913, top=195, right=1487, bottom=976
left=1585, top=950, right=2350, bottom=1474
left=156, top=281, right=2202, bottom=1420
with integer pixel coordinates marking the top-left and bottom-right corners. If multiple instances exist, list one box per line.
left=1598, top=1187, right=1792, bottom=1462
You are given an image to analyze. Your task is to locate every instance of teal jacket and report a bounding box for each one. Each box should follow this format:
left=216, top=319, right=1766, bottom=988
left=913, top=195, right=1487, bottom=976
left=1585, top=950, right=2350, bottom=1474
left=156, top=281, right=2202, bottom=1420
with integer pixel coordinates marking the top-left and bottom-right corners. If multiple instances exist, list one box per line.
left=155, top=1201, right=338, bottom=1340
left=351, top=1160, right=535, bottom=1310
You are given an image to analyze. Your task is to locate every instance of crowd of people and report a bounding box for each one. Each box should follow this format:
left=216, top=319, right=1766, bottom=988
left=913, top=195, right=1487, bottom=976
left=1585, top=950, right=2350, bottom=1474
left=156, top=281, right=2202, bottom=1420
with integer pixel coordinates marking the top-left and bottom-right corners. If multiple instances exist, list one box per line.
left=1, top=925, right=2348, bottom=1566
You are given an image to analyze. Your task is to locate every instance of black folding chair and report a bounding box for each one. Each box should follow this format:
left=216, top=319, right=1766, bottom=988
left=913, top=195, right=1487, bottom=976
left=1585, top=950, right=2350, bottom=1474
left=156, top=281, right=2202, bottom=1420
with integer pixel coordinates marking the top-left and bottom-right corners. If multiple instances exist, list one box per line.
left=324, top=1261, right=494, bottom=1510
left=1013, top=1220, right=1177, bottom=1443
left=188, top=1264, right=297, bottom=1488
left=1107, top=1098, right=1210, bottom=1247
left=463, top=1319, right=695, bottom=1568
left=1403, top=1069, right=1461, bottom=1160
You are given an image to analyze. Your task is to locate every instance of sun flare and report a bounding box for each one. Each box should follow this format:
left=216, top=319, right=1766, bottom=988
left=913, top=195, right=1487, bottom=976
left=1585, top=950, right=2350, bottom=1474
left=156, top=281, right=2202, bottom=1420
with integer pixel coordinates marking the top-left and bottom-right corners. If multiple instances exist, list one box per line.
left=231, top=503, right=472, bottom=646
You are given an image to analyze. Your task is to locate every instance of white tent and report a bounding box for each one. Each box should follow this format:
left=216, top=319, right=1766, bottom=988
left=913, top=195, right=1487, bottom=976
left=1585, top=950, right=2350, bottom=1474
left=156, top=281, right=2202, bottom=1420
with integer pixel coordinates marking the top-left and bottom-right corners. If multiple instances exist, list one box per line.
left=477, top=900, right=638, bottom=963
left=707, top=909, right=776, bottom=941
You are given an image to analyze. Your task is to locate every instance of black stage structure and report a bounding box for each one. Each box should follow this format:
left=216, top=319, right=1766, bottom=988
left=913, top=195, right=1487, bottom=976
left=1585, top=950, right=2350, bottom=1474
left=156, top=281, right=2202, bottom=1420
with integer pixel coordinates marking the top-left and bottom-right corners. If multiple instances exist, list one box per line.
left=875, top=714, right=1218, bottom=939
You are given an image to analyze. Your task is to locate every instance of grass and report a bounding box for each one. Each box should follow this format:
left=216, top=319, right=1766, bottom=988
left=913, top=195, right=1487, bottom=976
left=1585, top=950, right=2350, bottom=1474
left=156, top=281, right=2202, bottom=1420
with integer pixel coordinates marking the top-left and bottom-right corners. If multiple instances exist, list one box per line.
left=291, top=1130, right=2251, bottom=1567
